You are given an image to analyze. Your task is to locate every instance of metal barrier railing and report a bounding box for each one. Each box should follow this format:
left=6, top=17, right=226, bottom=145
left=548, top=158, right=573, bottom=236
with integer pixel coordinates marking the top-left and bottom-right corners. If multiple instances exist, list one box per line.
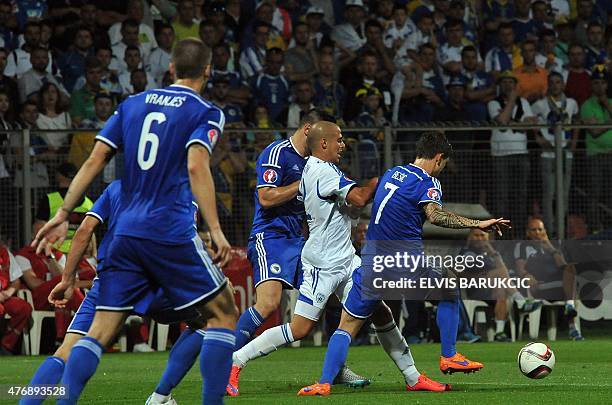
left=1, top=122, right=611, bottom=248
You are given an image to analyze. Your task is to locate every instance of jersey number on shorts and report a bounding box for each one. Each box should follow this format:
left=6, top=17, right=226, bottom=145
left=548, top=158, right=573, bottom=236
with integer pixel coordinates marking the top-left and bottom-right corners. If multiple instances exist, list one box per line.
left=374, top=182, right=399, bottom=224
left=138, top=112, right=167, bottom=170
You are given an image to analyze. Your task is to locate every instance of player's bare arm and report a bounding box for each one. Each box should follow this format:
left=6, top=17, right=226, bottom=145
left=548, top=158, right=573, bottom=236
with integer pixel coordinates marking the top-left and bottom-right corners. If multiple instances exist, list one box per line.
left=346, top=177, right=379, bottom=209
left=187, top=143, right=232, bottom=267
left=258, top=180, right=300, bottom=209
left=423, top=203, right=511, bottom=235
left=48, top=215, right=100, bottom=308
left=32, top=141, right=114, bottom=254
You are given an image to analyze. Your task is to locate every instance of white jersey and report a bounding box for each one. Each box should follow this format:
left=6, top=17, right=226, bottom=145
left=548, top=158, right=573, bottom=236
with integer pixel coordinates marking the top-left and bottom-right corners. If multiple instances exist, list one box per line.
left=300, top=156, right=356, bottom=270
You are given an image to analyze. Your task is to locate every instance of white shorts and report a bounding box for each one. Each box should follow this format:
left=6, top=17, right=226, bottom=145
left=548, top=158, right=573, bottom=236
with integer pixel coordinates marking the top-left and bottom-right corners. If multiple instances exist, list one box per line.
left=294, top=255, right=361, bottom=321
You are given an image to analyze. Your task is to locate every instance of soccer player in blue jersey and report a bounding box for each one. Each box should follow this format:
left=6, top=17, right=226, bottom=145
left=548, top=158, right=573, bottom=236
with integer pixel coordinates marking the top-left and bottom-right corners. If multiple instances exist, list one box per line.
left=300, top=132, right=510, bottom=396
left=32, top=38, right=237, bottom=405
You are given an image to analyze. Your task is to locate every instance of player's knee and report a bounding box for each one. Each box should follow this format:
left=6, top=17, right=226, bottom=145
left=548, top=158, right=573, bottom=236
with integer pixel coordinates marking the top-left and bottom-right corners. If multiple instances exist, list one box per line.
left=255, top=297, right=280, bottom=318
left=371, top=302, right=394, bottom=327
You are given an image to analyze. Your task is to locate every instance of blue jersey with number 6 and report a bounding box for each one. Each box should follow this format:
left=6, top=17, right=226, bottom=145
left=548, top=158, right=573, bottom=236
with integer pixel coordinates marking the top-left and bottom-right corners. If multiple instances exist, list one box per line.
left=96, top=84, right=224, bottom=243
left=367, top=163, right=443, bottom=241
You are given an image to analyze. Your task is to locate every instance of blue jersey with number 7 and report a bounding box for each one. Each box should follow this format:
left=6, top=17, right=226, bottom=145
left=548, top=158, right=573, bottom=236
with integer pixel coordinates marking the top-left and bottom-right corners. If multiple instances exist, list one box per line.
left=367, top=163, right=443, bottom=241
left=95, top=84, right=225, bottom=243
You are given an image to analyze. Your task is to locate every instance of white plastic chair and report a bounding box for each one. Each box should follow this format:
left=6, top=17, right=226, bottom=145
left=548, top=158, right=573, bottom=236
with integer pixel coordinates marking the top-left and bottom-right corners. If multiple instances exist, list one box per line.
left=17, top=289, right=55, bottom=355
left=462, top=299, right=495, bottom=341
left=148, top=320, right=170, bottom=351
left=510, top=300, right=582, bottom=341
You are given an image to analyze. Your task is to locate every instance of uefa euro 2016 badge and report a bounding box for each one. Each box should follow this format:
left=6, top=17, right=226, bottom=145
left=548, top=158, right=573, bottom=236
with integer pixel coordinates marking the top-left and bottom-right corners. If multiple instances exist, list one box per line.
left=269, top=263, right=282, bottom=274
left=263, top=169, right=278, bottom=183
left=427, top=188, right=440, bottom=201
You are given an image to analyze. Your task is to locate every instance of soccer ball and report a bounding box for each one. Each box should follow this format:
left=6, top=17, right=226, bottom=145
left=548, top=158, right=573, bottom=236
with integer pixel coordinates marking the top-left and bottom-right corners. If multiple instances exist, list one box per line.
left=518, top=342, right=555, bottom=379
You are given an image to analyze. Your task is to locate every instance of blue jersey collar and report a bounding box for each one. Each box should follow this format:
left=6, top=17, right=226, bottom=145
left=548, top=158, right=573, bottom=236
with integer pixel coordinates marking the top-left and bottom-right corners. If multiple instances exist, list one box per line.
left=168, top=84, right=198, bottom=93
left=408, top=163, right=430, bottom=177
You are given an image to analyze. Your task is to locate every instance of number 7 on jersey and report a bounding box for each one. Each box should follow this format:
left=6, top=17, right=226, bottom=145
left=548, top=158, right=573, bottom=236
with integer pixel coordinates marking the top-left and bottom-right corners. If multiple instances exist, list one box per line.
left=374, top=182, right=399, bottom=224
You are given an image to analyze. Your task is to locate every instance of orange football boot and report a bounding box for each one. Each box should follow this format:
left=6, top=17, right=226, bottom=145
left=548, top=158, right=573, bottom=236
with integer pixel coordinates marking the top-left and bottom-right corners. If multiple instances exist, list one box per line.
left=225, top=365, right=242, bottom=397
left=297, top=383, right=331, bottom=396
left=406, top=374, right=451, bottom=392
left=439, top=352, right=484, bottom=374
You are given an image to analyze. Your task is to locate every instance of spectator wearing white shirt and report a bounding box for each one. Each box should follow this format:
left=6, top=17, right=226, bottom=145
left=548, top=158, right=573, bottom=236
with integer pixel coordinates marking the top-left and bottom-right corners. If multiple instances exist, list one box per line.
left=531, top=72, right=579, bottom=232
left=287, top=81, right=316, bottom=128
left=487, top=71, right=538, bottom=233
left=18, top=47, right=69, bottom=104
left=383, top=4, right=416, bottom=51
left=4, top=21, right=54, bottom=78
left=394, top=12, right=435, bottom=68
left=331, top=0, right=367, bottom=52
left=239, top=21, right=269, bottom=80
left=535, top=29, right=566, bottom=75
left=107, top=0, right=157, bottom=52
left=437, top=18, right=478, bottom=77
left=35, top=82, right=72, bottom=153
left=147, top=23, right=174, bottom=86
left=118, top=46, right=155, bottom=95
left=111, top=19, right=153, bottom=74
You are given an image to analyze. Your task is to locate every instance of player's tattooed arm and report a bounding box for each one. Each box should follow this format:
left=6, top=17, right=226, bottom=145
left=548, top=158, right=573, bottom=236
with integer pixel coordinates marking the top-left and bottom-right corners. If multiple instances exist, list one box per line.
left=423, top=203, right=480, bottom=229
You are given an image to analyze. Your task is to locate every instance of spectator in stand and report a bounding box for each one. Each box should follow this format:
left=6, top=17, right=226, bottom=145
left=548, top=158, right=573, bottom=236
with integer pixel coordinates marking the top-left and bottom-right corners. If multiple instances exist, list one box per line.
left=394, top=12, right=436, bottom=66
left=553, top=18, right=573, bottom=65
left=129, top=68, right=152, bottom=95
left=580, top=65, right=612, bottom=231
left=313, top=52, right=346, bottom=120
left=484, top=23, right=521, bottom=79
left=584, top=22, right=607, bottom=70
left=198, top=19, right=225, bottom=59
left=263, top=0, right=292, bottom=43
left=512, top=0, right=538, bottom=43
left=74, top=3, right=111, bottom=49
left=535, top=29, right=566, bottom=75
left=118, top=46, right=155, bottom=96
left=250, top=47, right=289, bottom=125
left=331, top=0, right=367, bottom=52
left=303, top=6, right=330, bottom=49
left=209, top=75, right=244, bottom=125
left=413, top=0, right=448, bottom=37
left=513, top=40, right=548, bottom=103
left=18, top=47, right=70, bottom=104
left=0, top=241, right=32, bottom=355
left=514, top=218, right=584, bottom=341
left=531, top=72, right=579, bottom=233
left=0, top=48, right=18, bottom=109
left=0, top=89, right=17, bottom=239
left=16, top=224, right=85, bottom=346
left=487, top=71, right=537, bottom=234
left=147, top=24, right=174, bottom=87
left=111, top=19, right=152, bottom=74
left=206, top=43, right=250, bottom=106
left=531, top=0, right=554, bottom=32
left=438, top=18, right=477, bottom=77
left=242, top=2, right=285, bottom=51
left=345, top=51, right=392, bottom=122
left=239, top=21, right=270, bottom=81
left=383, top=3, right=416, bottom=51
left=0, top=1, right=18, bottom=51
left=447, top=0, right=477, bottom=43
left=57, top=26, right=95, bottom=93
left=36, top=82, right=72, bottom=155
left=435, top=75, right=477, bottom=202
left=284, top=22, right=318, bottom=84
left=358, top=19, right=396, bottom=84
left=574, top=0, right=607, bottom=46
left=70, top=57, right=104, bottom=127
left=287, top=81, right=316, bottom=128
left=69, top=93, right=115, bottom=168
left=5, top=21, right=54, bottom=78
left=108, top=0, right=157, bottom=57
left=172, top=0, right=199, bottom=43
left=461, top=45, right=495, bottom=121
left=564, top=44, right=592, bottom=106
left=373, top=0, right=394, bottom=28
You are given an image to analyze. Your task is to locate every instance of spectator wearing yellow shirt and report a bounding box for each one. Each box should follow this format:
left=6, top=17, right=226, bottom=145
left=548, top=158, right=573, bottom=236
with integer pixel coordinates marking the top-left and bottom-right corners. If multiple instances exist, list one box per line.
left=172, top=0, right=200, bottom=43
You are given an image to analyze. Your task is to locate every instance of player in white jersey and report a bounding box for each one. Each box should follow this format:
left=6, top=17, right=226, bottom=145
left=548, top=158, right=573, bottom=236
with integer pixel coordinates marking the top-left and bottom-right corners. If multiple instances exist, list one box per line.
left=228, top=121, right=377, bottom=392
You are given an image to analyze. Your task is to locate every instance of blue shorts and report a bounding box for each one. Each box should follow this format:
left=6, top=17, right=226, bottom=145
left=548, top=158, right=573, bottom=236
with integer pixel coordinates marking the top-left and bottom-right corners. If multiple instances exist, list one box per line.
left=248, top=233, right=304, bottom=289
left=97, top=235, right=227, bottom=312
left=343, top=267, right=379, bottom=319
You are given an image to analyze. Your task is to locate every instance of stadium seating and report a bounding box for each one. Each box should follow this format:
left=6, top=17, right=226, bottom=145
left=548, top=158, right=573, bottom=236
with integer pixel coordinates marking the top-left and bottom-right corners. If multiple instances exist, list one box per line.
left=17, top=289, right=55, bottom=355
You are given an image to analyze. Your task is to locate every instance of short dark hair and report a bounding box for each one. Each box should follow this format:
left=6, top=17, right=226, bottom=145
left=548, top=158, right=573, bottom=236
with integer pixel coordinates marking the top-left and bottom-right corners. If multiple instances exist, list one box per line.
left=85, top=56, right=103, bottom=70
left=415, top=132, right=453, bottom=160
left=96, top=45, right=112, bottom=54
left=548, top=71, right=563, bottom=82
left=125, top=45, right=140, bottom=55
left=587, top=21, right=603, bottom=31
left=171, top=38, right=211, bottom=79
left=293, top=21, right=308, bottom=33
left=444, top=18, right=463, bottom=30
left=253, top=20, right=271, bottom=33
left=365, top=19, right=383, bottom=31
left=299, top=108, right=324, bottom=128
left=121, top=18, right=139, bottom=30
left=266, top=47, right=284, bottom=60
left=461, top=45, right=478, bottom=57
left=521, top=39, right=537, bottom=49
left=540, top=28, right=557, bottom=38
left=419, top=43, right=436, bottom=53
left=155, top=22, right=174, bottom=37
left=498, top=22, right=513, bottom=32
left=94, top=92, right=113, bottom=102
left=0, top=47, right=8, bottom=57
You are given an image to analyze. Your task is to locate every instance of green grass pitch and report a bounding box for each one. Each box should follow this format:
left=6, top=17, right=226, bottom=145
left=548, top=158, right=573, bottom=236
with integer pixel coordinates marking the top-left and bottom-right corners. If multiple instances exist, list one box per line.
left=3, top=339, right=611, bottom=404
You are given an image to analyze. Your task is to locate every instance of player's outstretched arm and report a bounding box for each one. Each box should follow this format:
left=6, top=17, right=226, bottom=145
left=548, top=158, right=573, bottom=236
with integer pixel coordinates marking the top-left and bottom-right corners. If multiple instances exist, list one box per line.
left=423, top=203, right=511, bottom=236
left=32, top=141, right=113, bottom=254
left=346, top=177, right=379, bottom=209
left=188, top=144, right=232, bottom=267
left=48, top=215, right=100, bottom=308
left=258, top=180, right=300, bottom=208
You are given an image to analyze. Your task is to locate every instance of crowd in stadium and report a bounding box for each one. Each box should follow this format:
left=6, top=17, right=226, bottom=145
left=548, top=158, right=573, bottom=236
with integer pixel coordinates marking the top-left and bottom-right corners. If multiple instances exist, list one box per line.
left=1, top=0, right=604, bottom=359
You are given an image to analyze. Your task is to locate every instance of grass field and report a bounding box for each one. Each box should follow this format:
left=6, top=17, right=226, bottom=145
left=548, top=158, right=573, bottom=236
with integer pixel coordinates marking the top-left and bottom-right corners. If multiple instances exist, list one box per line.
left=2, top=338, right=611, bottom=404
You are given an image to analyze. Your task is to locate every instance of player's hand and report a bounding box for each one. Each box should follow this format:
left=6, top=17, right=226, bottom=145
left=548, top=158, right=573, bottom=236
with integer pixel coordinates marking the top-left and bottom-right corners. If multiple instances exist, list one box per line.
left=210, top=228, right=232, bottom=268
left=32, top=211, right=69, bottom=255
left=478, top=218, right=511, bottom=237
left=48, top=279, right=75, bottom=308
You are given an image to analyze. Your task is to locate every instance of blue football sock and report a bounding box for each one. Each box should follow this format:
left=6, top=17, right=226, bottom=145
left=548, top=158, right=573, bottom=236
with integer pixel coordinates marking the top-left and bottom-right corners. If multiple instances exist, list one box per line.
left=235, top=307, right=265, bottom=350
left=437, top=299, right=459, bottom=358
left=57, top=337, right=104, bottom=405
left=320, top=329, right=352, bottom=385
left=19, top=356, right=65, bottom=405
left=201, top=328, right=235, bottom=405
left=155, top=328, right=203, bottom=396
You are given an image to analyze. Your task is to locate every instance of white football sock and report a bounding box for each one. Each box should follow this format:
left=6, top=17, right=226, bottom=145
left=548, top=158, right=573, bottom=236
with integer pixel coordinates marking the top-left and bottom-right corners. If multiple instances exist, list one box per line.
left=375, top=321, right=420, bottom=386
left=566, top=300, right=575, bottom=307
left=495, top=320, right=506, bottom=334
left=512, top=292, right=526, bottom=307
left=233, top=323, right=294, bottom=368
left=151, top=392, right=170, bottom=403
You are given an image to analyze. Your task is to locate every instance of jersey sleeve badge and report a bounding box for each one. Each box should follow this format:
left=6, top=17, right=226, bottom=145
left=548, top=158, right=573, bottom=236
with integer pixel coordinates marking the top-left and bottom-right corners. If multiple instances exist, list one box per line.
left=263, top=169, right=279, bottom=184
left=427, top=188, right=440, bottom=201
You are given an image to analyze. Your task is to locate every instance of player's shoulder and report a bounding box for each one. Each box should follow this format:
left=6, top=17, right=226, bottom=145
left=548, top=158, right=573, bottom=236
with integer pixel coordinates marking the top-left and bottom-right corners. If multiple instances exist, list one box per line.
left=260, top=139, right=292, bottom=168
left=389, top=164, right=432, bottom=183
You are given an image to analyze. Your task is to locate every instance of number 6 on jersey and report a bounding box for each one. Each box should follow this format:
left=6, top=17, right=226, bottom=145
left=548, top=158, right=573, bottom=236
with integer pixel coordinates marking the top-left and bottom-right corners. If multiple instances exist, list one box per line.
left=138, top=112, right=166, bottom=170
